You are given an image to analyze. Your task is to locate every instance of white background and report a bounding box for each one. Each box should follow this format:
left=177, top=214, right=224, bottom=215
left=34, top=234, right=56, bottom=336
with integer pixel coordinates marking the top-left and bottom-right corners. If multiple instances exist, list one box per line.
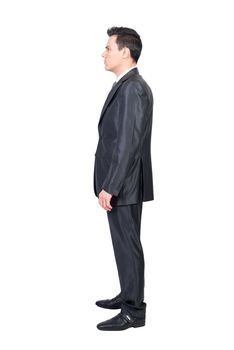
left=0, top=0, right=234, bottom=349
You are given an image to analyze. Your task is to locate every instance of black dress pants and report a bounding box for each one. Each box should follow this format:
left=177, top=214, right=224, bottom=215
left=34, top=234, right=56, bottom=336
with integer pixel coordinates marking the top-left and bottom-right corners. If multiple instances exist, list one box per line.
left=107, top=202, right=146, bottom=318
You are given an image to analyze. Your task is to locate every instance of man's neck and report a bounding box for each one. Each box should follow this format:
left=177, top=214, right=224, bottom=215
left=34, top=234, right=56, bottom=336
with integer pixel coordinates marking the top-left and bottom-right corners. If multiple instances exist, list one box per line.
left=115, top=65, right=137, bottom=83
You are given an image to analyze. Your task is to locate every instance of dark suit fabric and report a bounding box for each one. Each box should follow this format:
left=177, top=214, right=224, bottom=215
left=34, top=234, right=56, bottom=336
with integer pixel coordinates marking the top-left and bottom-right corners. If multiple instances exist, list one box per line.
left=94, top=68, right=154, bottom=206
left=94, top=68, right=154, bottom=317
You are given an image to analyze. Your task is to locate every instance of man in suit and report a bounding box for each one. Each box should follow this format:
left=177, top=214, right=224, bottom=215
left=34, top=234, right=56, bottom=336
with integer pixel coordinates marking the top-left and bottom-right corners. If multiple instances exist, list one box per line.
left=94, top=27, right=154, bottom=331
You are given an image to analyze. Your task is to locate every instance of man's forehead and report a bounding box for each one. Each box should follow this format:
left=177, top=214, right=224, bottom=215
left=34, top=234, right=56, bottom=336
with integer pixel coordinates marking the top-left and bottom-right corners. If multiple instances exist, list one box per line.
left=107, top=35, right=118, bottom=47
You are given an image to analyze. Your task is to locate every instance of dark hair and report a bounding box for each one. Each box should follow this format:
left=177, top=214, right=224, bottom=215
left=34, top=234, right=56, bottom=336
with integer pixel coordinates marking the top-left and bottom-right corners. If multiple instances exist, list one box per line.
left=107, top=27, right=142, bottom=63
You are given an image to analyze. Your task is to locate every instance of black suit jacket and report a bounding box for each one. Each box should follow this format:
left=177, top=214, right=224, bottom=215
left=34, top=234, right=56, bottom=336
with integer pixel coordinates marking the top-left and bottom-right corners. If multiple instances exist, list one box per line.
left=94, top=68, right=154, bottom=206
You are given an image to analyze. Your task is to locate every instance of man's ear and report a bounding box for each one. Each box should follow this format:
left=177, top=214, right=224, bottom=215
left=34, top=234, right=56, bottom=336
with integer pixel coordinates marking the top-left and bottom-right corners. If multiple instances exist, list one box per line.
left=122, top=47, right=131, bottom=59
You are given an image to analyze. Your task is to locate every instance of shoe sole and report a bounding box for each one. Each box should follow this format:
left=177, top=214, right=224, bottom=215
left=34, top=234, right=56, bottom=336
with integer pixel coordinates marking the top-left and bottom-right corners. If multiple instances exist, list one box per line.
left=96, top=303, right=121, bottom=309
left=97, top=321, right=145, bottom=331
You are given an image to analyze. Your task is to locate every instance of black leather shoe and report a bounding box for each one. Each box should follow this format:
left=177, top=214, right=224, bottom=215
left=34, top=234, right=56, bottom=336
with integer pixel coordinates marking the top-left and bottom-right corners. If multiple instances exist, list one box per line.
left=97, top=312, right=145, bottom=331
left=95, top=294, right=122, bottom=309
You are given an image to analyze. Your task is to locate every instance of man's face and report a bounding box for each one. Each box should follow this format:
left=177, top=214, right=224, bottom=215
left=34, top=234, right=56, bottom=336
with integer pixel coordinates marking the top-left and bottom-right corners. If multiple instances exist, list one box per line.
left=102, top=35, right=124, bottom=74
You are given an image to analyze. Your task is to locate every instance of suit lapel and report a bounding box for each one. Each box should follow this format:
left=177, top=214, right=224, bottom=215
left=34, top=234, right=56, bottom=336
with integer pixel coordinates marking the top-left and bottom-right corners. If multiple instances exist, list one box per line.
left=98, top=83, right=120, bottom=125
left=98, top=68, right=139, bottom=127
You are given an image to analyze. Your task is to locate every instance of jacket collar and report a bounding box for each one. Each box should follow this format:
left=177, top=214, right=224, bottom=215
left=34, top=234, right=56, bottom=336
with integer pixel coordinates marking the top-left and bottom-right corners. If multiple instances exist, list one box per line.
left=115, top=67, right=139, bottom=85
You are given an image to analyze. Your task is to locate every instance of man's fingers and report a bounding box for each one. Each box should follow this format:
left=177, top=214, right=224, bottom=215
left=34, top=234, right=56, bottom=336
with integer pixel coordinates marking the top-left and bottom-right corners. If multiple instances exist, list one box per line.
left=98, top=190, right=113, bottom=211
left=106, top=201, right=112, bottom=210
left=104, top=200, right=112, bottom=211
left=98, top=198, right=112, bottom=211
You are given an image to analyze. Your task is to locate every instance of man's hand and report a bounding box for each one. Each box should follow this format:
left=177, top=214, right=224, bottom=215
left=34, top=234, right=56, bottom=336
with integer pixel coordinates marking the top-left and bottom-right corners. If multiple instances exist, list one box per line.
left=98, top=190, right=113, bottom=211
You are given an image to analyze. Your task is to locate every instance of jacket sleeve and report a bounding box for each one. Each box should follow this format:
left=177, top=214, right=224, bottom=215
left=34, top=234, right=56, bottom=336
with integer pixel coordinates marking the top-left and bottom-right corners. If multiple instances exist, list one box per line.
left=101, top=81, right=145, bottom=197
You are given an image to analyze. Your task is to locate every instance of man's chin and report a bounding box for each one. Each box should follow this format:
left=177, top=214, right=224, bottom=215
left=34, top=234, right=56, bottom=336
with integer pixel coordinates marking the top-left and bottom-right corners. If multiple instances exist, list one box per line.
left=104, top=64, right=114, bottom=73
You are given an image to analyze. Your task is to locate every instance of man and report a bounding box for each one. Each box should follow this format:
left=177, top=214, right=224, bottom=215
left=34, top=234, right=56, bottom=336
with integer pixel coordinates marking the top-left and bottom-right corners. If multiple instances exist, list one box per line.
left=93, top=27, right=154, bottom=331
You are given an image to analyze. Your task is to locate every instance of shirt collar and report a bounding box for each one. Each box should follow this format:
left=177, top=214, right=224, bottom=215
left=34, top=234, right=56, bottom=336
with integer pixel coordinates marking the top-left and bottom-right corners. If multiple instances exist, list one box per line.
left=115, top=65, right=137, bottom=83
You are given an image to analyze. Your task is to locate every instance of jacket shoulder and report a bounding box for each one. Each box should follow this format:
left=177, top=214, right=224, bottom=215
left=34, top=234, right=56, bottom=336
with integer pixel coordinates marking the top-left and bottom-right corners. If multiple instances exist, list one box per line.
left=120, top=75, right=153, bottom=100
